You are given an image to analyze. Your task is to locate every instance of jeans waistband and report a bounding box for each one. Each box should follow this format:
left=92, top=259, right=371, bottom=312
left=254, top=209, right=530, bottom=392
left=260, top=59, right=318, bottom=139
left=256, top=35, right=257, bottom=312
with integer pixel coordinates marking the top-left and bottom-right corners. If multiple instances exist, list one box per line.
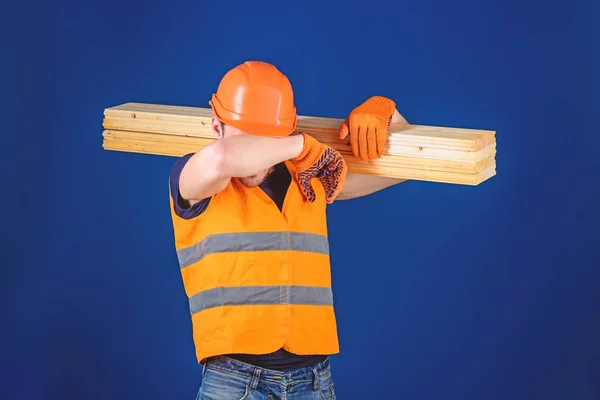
left=204, top=355, right=330, bottom=384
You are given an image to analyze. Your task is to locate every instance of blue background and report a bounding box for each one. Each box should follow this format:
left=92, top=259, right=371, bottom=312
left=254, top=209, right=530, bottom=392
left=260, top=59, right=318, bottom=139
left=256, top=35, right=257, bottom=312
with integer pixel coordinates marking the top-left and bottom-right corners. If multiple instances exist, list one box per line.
left=3, top=0, right=599, bottom=399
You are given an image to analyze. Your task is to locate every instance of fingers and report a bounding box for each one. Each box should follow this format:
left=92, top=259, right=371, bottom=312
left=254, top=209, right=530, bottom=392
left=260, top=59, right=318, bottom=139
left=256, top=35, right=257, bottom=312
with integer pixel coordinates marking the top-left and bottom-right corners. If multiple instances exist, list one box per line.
left=349, top=117, right=360, bottom=159
left=355, top=116, right=372, bottom=161
left=324, top=160, right=347, bottom=204
left=306, top=185, right=316, bottom=202
left=376, top=121, right=387, bottom=158
left=299, top=177, right=316, bottom=203
left=357, top=118, right=381, bottom=161
left=299, top=148, right=346, bottom=204
left=366, top=121, right=379, bottom=160
left=347, top=115, right=388, bottom=161
left=339, top=119, right=349, bottom=139
left=358, top=125, right=370, bottom=161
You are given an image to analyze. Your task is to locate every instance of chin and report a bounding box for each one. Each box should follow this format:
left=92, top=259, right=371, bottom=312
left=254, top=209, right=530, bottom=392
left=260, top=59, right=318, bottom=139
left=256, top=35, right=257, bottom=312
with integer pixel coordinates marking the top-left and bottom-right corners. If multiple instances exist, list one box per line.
left=238, top=168, right=272, bottom=187
left=239, top=174, right=266, bottom=187
left=239, top=177, right=262, bottom=187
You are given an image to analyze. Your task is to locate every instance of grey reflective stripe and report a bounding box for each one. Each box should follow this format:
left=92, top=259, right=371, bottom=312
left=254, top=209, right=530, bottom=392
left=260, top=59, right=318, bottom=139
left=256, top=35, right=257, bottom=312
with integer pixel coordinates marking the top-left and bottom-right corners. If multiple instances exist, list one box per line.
left=189, top=285, right=333, bottom=315
left=177, top=231, right=329, bottom=269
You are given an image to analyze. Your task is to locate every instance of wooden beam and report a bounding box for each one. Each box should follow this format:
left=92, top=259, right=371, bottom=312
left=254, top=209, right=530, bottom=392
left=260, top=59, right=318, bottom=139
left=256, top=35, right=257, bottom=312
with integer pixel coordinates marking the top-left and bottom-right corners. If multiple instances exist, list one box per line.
left=102, top=102, right=497, bottom=185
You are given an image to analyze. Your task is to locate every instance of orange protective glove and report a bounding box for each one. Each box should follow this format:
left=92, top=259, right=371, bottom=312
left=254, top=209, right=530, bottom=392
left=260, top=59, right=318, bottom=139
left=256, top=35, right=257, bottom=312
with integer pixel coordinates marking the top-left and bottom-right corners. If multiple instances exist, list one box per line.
left=339, top=95, right=396, bottom=161
left=293, top=133, right=347, bottom=204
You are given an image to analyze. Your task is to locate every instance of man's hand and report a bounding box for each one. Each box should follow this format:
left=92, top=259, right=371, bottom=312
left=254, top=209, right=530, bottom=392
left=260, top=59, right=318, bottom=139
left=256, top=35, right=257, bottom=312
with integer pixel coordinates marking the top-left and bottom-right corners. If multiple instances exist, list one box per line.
left=292, top=133, right=347, bottom=204
left=336, top=106, right=409, bottom=200
left=339, top=95, right=397, bottom=161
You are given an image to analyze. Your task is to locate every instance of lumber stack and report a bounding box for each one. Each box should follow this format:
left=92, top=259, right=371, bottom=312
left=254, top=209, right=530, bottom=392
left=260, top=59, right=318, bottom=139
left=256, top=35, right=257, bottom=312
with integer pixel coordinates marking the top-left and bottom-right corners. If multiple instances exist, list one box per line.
left=102, top=102, right=497, bottom=185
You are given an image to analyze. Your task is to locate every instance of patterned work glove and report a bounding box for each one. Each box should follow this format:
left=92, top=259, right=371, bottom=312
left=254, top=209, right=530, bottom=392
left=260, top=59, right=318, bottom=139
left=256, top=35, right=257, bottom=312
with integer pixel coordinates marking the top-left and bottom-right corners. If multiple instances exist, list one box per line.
left=293, top=133, right=347, bottom=204
left=339, top=95, right=396, bottom=161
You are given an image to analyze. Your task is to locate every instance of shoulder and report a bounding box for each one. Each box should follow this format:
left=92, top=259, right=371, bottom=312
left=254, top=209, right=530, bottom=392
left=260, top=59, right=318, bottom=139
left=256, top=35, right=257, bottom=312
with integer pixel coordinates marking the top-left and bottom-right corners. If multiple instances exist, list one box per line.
left=169, top=153, right=211, bottom=220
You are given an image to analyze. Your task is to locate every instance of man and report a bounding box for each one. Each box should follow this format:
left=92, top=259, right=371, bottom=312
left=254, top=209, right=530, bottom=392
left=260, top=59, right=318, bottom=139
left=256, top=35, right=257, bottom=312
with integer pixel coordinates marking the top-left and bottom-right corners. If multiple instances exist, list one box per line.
left=169, top=61, right=408, bottom=399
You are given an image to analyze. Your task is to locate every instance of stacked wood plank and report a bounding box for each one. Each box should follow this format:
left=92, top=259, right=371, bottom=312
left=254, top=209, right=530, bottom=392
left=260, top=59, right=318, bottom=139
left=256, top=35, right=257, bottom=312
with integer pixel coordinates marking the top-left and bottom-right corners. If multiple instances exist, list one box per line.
left=102, top=102, right=497, bottom=185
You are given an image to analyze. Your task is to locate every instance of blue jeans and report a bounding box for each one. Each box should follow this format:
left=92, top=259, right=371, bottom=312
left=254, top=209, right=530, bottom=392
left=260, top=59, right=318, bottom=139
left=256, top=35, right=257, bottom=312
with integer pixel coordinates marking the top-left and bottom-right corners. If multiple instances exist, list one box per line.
left=196, top=356, right=336, bottom=400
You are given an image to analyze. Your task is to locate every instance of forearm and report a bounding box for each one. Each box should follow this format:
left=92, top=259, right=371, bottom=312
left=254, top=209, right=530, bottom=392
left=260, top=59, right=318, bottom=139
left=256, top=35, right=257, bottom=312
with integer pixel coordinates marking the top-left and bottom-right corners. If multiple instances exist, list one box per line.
left=336, top=173, right=405, bottom=200
left=179, top=133, right=304, bottom=201
left=216, top=133, right=304, bottom=178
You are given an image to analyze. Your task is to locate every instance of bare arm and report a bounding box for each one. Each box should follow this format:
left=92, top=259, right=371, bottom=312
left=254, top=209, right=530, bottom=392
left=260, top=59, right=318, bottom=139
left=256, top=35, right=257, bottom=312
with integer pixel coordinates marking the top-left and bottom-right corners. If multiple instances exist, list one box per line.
left=179, top=134, right=304, bottom=204
left=336, top=174, right=406, bottom=200
left=336, top=108, right=408, bottom=200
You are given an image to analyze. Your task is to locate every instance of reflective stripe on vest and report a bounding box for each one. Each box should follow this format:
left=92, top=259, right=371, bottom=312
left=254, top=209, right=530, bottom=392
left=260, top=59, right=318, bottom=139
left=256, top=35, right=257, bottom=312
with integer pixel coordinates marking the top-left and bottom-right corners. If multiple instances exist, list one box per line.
left=177, top=231, right=330, bottom=269
left=189, top=285, right=333, bottom=315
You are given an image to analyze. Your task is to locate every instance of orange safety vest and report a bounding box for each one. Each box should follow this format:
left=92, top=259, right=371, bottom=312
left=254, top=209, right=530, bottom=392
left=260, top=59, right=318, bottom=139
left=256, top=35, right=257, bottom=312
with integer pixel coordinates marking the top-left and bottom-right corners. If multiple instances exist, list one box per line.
left=169, top=160, right=340, bottom=364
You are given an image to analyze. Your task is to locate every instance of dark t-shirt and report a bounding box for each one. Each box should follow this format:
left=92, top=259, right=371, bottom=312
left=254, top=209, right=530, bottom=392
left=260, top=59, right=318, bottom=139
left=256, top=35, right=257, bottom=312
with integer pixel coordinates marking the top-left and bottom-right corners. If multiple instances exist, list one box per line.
left=169, top=153, right=327, bottom=371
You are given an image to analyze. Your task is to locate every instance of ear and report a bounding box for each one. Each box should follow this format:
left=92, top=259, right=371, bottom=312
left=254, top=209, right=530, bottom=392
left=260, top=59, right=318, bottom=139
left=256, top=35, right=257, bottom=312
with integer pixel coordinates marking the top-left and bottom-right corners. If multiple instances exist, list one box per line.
left=211, top=117, right=224, bottom=139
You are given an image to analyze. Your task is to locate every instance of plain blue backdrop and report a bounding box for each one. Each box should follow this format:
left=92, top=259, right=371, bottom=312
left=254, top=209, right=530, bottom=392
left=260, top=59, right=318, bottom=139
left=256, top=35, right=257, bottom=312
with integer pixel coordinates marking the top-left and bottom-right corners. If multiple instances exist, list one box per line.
left=3, top=0, right=599, bottom=399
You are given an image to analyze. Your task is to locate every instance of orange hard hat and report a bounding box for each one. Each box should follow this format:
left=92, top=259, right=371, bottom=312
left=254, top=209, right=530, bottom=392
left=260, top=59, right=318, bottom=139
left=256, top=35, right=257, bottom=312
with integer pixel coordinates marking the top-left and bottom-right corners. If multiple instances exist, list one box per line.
left=209, top=61, right=297, bottom=137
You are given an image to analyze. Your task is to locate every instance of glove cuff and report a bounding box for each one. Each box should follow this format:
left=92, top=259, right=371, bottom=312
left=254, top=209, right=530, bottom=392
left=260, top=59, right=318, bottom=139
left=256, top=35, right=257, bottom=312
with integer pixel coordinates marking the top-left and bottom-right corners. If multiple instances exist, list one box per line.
left=293, top=133, right=322, bottom=172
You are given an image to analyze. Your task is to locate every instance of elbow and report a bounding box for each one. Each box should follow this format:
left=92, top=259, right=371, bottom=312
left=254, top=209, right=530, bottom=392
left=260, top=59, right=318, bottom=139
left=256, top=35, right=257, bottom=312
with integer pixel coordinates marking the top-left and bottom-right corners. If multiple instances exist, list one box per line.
left=178, top=142, right=230, bottom=200
left=209, top=140, right=232, bottom=179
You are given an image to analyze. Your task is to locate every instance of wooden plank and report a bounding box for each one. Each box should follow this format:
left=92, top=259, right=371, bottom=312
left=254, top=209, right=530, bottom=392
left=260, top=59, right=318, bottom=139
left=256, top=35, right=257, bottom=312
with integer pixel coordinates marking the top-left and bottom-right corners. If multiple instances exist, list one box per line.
left=103, top=117, right=494, bottom=153
left=103, top=130, right=496, bottom=184
left=103, top=102, right=495, bottom=152
left=102, top=138, right=495, bottom=185
left=101, top=102, right=497, bottom=186
left=105, top=102, right=214, bottom=120
left=103, top=130, right=495, bottom=173
left=102, top=129, right=495, bottom=163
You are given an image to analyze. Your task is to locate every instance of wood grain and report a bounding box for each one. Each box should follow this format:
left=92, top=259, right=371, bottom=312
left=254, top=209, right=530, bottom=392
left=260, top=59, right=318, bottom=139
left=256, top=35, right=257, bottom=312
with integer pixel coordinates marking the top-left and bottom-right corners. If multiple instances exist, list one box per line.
left=101, top=102, right=497, bottom=185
